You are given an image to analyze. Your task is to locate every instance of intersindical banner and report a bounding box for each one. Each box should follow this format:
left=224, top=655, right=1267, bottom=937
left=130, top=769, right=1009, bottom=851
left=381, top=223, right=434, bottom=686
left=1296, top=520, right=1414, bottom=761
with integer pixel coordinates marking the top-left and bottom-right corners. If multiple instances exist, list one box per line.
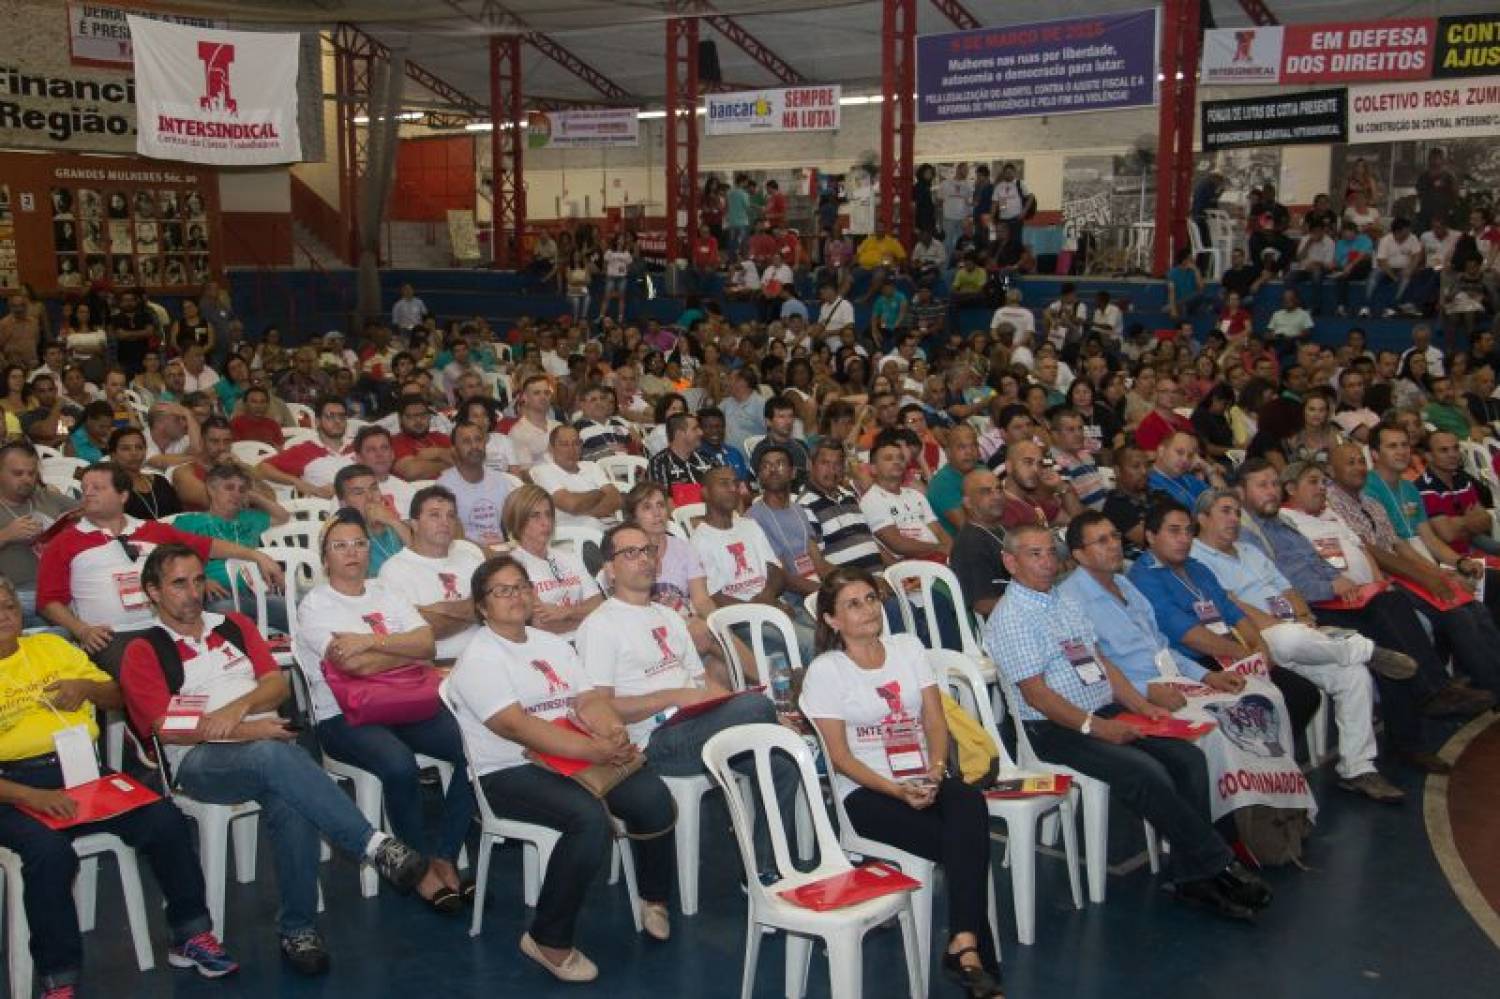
left=1203, top=19, right=1436, bottom=86
left=916, top=9, right=1158, bottom=123
left=129, top=14, right=302, bottom=165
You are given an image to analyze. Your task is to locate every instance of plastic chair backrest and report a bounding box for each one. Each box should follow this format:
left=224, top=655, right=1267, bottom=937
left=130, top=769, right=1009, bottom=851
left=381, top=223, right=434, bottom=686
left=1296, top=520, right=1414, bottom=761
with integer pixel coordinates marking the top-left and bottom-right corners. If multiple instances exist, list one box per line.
left=261, top=521, right=320, bottom=551
left=705, top=603, right=803, bottom=692
left=743, top=435, right=766, bottom=459
left=502, top=472, right=525, bottom=491
left=230, top=440, right=278, bottom=465
left=223, top=558, right=271, bottom=636
left=261, top=547, right=323, bottom=638
left=550, top=523, right=604, bottom=562
left=280, top=498, right=331, bottom=523
left=800, top=694, right=882, bottom=852
left=671, top=502, right=706, bottom=538
left=437, top=679, right=504, bottom=828
left=990, top=666, right=1046, bottom=772
left=597, top=454, right=648, bottom=488
left=931, top=648, right=1025, bottom=777
left=285, top=402, right=315, bottom=428
left=883, top=560, right=981, bottom=656
left=701, top=724, right=849, bottom=898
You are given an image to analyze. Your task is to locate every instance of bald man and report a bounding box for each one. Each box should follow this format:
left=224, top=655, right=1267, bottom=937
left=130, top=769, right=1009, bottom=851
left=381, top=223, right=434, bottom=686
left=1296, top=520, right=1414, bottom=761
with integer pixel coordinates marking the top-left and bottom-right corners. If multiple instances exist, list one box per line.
left=949, top=468, right=1013, bottom=617
left=926, top=424, right=980, bottom=536
left=998, top=439, right=1081, bottom=531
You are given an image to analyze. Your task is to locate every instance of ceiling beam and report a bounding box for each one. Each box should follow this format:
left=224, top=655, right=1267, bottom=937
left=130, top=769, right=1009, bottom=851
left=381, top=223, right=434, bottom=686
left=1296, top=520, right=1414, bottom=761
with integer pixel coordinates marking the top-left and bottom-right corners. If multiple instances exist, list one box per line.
left=928, top=0, right=980, bottom=30
left=331, top=22, right=485, bottom=115
left=467, top=0, right=635, bottom=101
left=1236, top=0, right=1279, bottom=26
left=666, top=1, right=807, bottom=85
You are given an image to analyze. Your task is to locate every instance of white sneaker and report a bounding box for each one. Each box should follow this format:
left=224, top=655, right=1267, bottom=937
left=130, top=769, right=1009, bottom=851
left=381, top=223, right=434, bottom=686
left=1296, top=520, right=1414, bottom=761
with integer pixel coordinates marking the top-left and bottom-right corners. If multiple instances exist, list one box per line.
left=1338, top=632, right=1376, bottom=668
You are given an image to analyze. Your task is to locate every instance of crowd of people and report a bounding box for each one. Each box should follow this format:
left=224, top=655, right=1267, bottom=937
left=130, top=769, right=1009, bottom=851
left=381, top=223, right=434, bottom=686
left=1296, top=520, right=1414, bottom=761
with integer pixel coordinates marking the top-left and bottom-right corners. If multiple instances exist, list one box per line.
left=3, top=159, right=1500, bottom=998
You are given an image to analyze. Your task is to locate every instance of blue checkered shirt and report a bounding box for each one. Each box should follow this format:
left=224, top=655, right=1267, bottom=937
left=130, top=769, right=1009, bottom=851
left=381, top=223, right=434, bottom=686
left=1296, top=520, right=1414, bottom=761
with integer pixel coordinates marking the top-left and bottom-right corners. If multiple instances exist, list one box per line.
left=986, top=581, right=1113, bottom=721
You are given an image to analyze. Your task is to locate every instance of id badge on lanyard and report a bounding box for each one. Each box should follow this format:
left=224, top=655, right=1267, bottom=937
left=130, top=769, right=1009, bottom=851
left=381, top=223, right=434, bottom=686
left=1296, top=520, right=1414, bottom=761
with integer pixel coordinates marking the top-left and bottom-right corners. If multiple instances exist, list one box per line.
left=882, top=715, right=928, bottom=778
left=1061, top=639, right=1106, bottom=685
left=1194, top=600, right=1229, bottom=635
left=1268, top=595, right=1296, bottom=621
left=114, top=570, right=148, bottom=611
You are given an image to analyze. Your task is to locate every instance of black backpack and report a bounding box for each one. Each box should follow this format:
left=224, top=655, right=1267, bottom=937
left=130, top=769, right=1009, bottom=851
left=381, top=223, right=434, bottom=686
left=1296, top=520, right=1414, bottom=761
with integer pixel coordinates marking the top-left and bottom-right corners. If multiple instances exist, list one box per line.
left=130, top=617, right=249, bottom=743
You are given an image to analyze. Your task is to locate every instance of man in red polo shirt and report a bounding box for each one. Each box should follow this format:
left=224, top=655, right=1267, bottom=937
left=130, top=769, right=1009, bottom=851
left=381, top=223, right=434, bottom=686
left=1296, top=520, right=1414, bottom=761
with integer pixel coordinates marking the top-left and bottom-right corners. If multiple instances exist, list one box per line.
left=227, top=385, right=284, bottom=448
left=1134, top=374, right=1195, bottom=454
left=1415, top=429, right=1499, bottom=557
left=390, top=394, right=453, bottom=481
left=37, top=462, right=284, bottom=675
left=256, top=395, right=353, bottom=500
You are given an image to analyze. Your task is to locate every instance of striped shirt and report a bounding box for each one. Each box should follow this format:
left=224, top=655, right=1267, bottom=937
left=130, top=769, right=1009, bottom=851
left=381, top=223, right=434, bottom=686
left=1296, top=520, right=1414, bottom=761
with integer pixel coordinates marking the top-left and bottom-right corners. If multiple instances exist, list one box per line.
left=796, top=484, right=884, bottom=572
left=573, top=417, right=633, bottom=462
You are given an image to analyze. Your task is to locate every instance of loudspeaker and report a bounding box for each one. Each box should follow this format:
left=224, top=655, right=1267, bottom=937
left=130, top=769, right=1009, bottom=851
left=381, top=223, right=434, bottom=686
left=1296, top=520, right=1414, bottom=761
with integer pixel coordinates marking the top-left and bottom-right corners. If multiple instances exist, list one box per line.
left=698, top=40, right=722, bottom=83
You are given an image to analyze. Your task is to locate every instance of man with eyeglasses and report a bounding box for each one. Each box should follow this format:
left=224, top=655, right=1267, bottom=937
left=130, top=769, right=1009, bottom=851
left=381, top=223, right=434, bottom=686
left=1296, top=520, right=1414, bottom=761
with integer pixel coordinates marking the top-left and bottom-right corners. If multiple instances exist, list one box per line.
left=37, top=463, right=285, bottom=677
left=332, top=464, right=411, bottom=577
left=256, top=395, right=354, bottom=500
left=988, top=522, right=1272, bottom=921
left=576, top=523, right=798, bottom=879
left=376, top=486, right=484, bottom=663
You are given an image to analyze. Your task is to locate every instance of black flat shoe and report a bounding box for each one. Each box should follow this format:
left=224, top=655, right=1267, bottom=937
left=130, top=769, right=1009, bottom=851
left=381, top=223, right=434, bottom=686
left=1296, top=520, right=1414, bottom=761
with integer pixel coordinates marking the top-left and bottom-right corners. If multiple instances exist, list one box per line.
left=422, top=886, right=463, bottom=914
left=941, top=946, right=1003, bottom=997
left=1169, top=877, right=1256, bottom=922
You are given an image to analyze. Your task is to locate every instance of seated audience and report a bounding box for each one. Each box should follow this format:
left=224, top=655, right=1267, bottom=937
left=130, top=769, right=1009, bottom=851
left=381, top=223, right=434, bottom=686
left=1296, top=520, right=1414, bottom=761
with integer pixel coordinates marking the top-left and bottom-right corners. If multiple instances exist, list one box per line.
left=377, top=486, right=485, bottom=662
left=529, top=426, right=622, bottom=534
left=500, top=485, right=604, bottom=644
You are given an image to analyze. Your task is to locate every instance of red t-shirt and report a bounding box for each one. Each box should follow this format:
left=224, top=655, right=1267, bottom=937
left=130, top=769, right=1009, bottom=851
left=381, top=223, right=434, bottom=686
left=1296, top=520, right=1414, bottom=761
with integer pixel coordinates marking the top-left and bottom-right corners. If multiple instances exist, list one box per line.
left=391, top=430, right=451, bottom=462
left=692, top=236, right=719, bottom=270
left=37, top=518, right=213, bottom=631
left=777, top=232, right=802, bottom=266
left=1135, top=409, right=1194, bottom=454
left=765, top=191, right=788, bottom=227
left=229, top=414, right=284, bottom=448
left=748, top=232, right=779, bottom=265
left=120, top=611, right=277, bottom=740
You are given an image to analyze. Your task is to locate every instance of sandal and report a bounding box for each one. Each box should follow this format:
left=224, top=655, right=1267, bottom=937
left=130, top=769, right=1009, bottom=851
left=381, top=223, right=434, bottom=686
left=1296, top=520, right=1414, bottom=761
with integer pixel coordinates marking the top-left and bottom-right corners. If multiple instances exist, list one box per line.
left=421, top=885, right=463, bottom=914
left=941, top=946, right=1003, bottom=998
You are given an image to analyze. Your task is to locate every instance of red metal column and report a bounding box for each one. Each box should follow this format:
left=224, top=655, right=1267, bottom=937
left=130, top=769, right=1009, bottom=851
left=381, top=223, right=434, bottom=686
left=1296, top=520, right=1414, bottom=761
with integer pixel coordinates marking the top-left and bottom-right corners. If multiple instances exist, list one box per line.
left=1171, top=0, right=1202, bottom=268
left=489, top=35, right=526, bottom=269
left=334, top=33, right=375, bottom=266
left=664, top=17, right=700, bottom=261
left=1152, top=0, right=1185, bottom=275
left=880, top=0, right=916, bottom=244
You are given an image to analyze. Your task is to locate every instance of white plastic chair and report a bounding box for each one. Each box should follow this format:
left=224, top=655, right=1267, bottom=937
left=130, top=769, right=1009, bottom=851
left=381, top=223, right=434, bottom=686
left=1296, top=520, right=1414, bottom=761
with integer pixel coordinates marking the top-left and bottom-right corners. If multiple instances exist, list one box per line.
left=938, top=650, right=1082, bottom=944
left=597, top=454, right=648, bottom=488
left=33, top=444, right=63, bottom=461
left=436, top=680, right=641, bottom=938
left=802, top=698, right=1002, bottom=986
left=994, top=671, right=1159, bottom=904
left=883, top=562, right=996, bottom=680
left=279, top=497, right=332, bottom=523
left=230, top=440, right=278, bottom=465
left=550, top=523, right=604, bottom=564
left=501, top=472, right=524, bottom=492
left=261, top=521, right=321, bottom=552
left=742, top=434, right=766, bottom=460
left=40, top=457, right=87, bottom=489
left=702, top=724, right=923, bottom=999
left=286, top=402, right=315, bottom=428
left=0, top=833, right=155, bottom=999
left=281, top=427, right=318, bottom=448
left=671, top=502, right=706, bottom=539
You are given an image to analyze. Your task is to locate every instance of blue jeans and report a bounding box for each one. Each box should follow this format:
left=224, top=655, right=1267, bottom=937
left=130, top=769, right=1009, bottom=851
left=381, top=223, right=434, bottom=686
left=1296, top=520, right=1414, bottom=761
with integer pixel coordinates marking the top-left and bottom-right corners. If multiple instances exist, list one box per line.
left=645, top=692, right=798, bottom=872
left=174, top=739, right=378, bottom=935
left=315, top=710, right=475, bottom=862
left=479, top=764, right=674, bottom=948
left=0, top=758, right=211, bottom=985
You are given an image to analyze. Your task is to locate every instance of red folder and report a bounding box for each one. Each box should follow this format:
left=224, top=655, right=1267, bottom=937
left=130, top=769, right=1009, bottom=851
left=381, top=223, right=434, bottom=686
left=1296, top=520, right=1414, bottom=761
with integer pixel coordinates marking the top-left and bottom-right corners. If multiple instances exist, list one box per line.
left=1392, top=575, right=1475, bottom=611
left=985, top=774, right=1073, bottom=799
left=661, top=687, right=765, bottom=728
left=17, top=774, right=160, bottom=830
left=1116, top=713, right=1214, bottom=741
left=1311, top=580, right=1390, bottom=611
left=527, top=717, right=595, bottom=777
left=778, top=862, right=922, bottom=911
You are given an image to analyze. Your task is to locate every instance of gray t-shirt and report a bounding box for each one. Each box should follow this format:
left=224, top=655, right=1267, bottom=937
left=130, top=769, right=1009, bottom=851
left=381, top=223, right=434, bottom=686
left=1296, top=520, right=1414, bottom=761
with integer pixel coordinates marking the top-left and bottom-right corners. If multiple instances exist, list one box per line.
left=0, top=488, right=77, bottom=589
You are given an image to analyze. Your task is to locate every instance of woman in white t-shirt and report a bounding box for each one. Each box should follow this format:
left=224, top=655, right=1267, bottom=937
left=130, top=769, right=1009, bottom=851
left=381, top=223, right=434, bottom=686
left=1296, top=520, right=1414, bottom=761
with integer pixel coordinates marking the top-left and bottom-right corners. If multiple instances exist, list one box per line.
left=500, top=485, right=603, bottom=642
left=446, top=555, right=675, bottom=980
left=294, top=510, right=476, bottom=913
left=800, top=568, right=1003, bottom=998
left=600, top=235, right=633, bottom=326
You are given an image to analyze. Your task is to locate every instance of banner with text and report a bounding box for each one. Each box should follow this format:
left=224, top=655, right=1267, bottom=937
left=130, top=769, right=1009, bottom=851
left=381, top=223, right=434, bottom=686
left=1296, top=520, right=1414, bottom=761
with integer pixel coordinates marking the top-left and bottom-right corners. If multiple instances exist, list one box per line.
left=68, top=2, right=224, bottom=68
left=130, top=15, right=302, bottom=165
left=1434, top=13, right=1500, bottom=78
left=1203, top=19, right=1436, bottom=86
left=916, top=9, right=1158, bottom=124
left=1348, top=75, right=1500, bottom=144
left=704, top=85, right=841, bottom=136
left=1201, top=89, right=1347, bottom=150
left=526, top=108, right=639, bottom=149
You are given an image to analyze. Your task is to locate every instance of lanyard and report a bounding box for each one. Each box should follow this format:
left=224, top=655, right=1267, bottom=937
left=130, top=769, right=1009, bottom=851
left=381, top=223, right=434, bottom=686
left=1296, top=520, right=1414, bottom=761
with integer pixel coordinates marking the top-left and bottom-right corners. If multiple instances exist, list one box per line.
left=1155, top=474, right=1197, bottom=508
left=1169, top=564, right=1208, bottom=604
left=1367, top=473, right=1414, bottom=537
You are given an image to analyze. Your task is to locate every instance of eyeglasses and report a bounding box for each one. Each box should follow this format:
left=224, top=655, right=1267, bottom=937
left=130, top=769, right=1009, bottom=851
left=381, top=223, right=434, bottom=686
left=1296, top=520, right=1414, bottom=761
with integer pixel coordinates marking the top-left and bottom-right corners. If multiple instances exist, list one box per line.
left=610, top=543, right=657, bottom=562
left=1081, top=530, right=1122, bottom=548
left=327, top=539, right=370, bottom=554
left=484, top=582, right=530, bottom=600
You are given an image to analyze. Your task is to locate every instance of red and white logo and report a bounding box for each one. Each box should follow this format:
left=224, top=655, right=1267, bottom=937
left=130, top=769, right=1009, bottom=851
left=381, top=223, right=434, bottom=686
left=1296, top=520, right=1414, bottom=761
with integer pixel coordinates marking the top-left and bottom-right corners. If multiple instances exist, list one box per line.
left=727, top=541, right=751, bottom=577
left=361, top=612, right=389, bottom=636
left=197, top=41, right=238, bottom=115
left=530, top=659, right=568, bottom=695
left=437, top=572, right=461, bottom=601
left=874, top=681, right=904, bottom=722
left=651, top=626, right=675, bottom=660
left=1233, top=30, right=1256, bottom=61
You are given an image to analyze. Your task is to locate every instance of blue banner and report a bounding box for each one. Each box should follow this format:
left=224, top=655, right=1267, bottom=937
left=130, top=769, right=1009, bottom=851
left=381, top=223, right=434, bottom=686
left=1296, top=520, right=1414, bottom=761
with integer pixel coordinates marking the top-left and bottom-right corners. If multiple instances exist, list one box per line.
left=917, top=9, right=1159, bottom=124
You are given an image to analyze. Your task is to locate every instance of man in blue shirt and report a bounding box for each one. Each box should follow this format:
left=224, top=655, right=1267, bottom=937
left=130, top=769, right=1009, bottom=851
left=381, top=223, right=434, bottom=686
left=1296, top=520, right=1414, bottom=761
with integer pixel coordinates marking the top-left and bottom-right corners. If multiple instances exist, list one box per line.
left=1147, top=431, right=1224, bottom=509
left=986, top=522, right=1271, bottom=921
left=718, top=368, right=767, bottom=455
left=1190, top=488, right=1404, bottom=802
left=1059, top=511, right=1246, bottom=708
left=1124, top=500, right=1321, bottom=748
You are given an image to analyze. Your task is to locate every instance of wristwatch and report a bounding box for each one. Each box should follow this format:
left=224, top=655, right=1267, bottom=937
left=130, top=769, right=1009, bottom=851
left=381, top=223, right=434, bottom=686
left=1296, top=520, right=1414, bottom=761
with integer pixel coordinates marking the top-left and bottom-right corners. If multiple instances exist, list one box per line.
left=1080, top=714, right=1094, bottom=736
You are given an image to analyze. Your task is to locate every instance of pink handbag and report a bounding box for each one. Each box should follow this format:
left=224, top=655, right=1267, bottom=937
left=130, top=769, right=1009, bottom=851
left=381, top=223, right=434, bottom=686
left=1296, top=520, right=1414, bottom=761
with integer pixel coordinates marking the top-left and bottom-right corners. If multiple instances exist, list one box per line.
left=321, top=660, right=442, bottom=727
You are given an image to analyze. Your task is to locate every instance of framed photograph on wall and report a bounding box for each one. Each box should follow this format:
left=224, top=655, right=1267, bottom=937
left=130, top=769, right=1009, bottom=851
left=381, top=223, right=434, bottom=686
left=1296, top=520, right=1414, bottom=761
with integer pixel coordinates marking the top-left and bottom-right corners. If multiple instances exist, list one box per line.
left=107, top=220, right=133, bottom=252
left=163, top=256, right=187, bottom=285
left=53, top=220, right=78, bottom=252
left=134, top=222, right=159, bottom=252
left=84, top=254, right=107, bottom=282
left=50, top=188, right=74, bottom=219
left=105, top=191, right=130, bottom=219
left=81, top=220, right=104, bottom=254
left=185, top=191, right=206, bottom=219
left=78, top=189, right=102, bottom=220
left=189, top=254, right=210, bottom=284
left=57, top=255, right=82, bottom=288
left=131, top=190, right=156, bottom=219
left=111, top=255, right=135, bottom=283
left=161, top=222, right=184, bottom=253
left=158, top=191, right=181, bottom=218
left=186, top=222, right=209, bottom=251
left=138, top=256, right=162, bottom=285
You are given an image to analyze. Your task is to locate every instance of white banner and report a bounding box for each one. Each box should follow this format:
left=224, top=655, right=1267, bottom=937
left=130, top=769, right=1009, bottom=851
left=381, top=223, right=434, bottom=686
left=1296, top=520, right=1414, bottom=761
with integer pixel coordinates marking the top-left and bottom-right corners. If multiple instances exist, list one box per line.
left=68, top=2, right=224, bottom=67
left=705, top=85, right=841, bottom=136
left=1162, top=657, right=1318, bottom=823
left=1201, top=27, right=1285, bottom=85
left=526, top=108, right=639, bottom=149
left=1348, top=75, right=1500, bottom=144
left=129, top=15, right=302, bottom=165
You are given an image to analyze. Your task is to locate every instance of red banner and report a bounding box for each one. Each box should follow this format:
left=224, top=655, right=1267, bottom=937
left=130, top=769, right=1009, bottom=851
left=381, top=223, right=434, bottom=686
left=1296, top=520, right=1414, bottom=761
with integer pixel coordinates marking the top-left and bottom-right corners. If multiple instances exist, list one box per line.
left=1280, top=19, right=1435, bottom=83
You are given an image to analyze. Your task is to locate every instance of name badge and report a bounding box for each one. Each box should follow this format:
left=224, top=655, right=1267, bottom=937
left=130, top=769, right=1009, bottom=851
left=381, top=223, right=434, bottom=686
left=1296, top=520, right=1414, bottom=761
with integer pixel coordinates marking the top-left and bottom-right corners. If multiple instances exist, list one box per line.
left=1312, top=536, right=1347, bottom=569
left=1061, top=639, right=1106, bottom=686
left=882, top=715, right=928, bottom=778
left=113, top=570, right=148, bottom=611
left=53, top=725, right=100, bottom=789
left=1268, top=595, right=1296, bottom=621
left=1193, top=600, right=1228, bottom=634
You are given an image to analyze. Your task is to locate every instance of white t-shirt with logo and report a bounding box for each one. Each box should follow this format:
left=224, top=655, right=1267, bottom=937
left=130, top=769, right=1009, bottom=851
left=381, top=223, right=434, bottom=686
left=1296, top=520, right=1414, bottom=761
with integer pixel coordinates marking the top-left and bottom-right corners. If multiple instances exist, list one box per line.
left=860, top=484, right=940, bottom=551
left=512, top=546, right=601, bottom=643
left=528, top=460, right=616, bottom=531
left=691, top=518, right=778, bottom=602
left=447, top=627, right=588, bottom=776
left=576, top=597, right=705, bottom=747
left=800, top=634, right=936, bottom=800
left=378, top=475, right=419, bottom=521
left=294, top=582, right=428, bottom=723
left=437, top=466, right=511, bottom=546
left=376, top=542, right=486, bottom=661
